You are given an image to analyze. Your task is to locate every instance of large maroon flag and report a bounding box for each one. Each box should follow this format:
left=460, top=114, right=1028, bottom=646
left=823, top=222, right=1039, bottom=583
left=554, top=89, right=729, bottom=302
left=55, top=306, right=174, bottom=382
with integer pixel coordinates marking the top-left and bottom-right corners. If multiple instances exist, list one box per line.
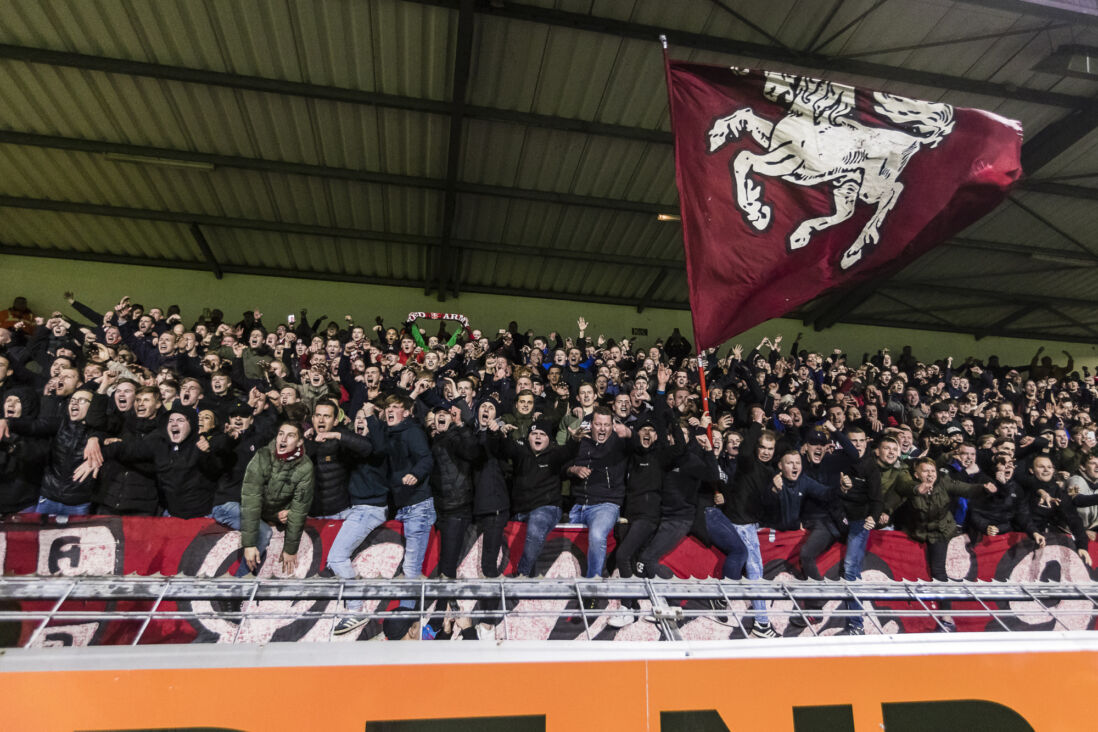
left=666, top=61, right=1023, bottom=350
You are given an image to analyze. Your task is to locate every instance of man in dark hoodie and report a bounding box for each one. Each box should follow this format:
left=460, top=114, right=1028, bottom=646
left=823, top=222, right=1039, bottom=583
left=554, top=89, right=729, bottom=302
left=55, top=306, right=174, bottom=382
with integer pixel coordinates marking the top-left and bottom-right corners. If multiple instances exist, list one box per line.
left=2, top=387, right=104, bottom=516
left=93, top=385, right=164, bottom=515
left=428, top=404, right=480, bottom=582
left=722, top=412, right=779, bottom=638
left=635, top=426, right=716, bottom=578
left=101, top=405, right=224, bottom=518
left=211, top=401, right=279, bottom=535
left=566, top=407, right=631, bottom=579
left=1018, top=454, right=1092, bottom=568
left=489, top=417, right=580, bottom=576
left=0, top=386, right=46, bottom=513
left=614, top=410, right=684, bottom=579
left=330, top=405, right=389, bottom=636
left=382, top=394, right=435, bottom=580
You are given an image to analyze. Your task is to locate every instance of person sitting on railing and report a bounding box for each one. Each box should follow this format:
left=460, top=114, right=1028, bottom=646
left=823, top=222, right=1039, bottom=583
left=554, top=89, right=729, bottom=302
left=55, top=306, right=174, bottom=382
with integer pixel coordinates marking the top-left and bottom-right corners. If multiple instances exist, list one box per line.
left=887, top=458, right=999, bottom=633
left=237, top=420, right=314, bottom=578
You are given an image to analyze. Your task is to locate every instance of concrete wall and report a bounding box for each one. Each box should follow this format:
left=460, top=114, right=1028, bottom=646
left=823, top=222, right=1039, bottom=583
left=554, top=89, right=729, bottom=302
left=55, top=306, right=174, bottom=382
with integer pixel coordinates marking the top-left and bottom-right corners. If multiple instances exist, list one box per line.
left=4, top=254, right=1096, bottom=370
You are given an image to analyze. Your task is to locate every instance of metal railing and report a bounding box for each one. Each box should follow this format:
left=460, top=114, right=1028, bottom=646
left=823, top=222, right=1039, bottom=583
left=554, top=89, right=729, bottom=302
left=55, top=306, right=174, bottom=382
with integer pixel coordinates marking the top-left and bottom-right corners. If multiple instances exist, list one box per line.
left=2, top=576, right=1096, bottom=645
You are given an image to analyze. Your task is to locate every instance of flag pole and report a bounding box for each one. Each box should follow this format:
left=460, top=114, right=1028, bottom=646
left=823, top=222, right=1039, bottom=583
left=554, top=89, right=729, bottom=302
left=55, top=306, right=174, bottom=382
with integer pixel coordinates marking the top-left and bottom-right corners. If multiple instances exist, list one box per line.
left=660, top=34, right=713, bottom=439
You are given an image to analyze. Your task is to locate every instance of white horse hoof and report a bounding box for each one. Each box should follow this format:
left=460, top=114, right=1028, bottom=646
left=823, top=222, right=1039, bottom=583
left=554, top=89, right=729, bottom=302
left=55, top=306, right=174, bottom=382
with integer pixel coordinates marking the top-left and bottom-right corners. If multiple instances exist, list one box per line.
left=749, top=205, right=771, bottom=231
left=788, top=226, right=812, bottom=249
left=840, top=246, right=863, bottom=269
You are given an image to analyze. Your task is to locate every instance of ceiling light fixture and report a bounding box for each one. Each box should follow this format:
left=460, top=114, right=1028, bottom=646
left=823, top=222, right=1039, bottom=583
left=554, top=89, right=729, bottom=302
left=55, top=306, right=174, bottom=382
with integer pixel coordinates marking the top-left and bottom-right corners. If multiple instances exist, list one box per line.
left=1033, top=45, right=1098, bottom=79
left=103, top=153, right=215, bottom=172
left=657, top=213, right=681, bottom=222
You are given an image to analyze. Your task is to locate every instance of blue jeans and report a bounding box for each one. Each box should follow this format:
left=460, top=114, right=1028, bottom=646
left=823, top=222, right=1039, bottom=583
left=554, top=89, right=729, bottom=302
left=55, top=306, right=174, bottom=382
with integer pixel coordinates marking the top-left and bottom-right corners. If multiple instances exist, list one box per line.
left=569, top=502, right=620, bottom=578
left=842, top=521, right=871, bottom=629
left=513, top=506, right=562, bottom=576
left=705, top=507, right=749, bottom=579
left=317, top=508, right=353, bottom=520
left=213, top=501, right=273, bottom=577
left=395, top=498, right=436, bottom=581
left=732, top=522, right=769, bottom=625
left=328, top=504, right=388, bottom=611
left=36, top=497, right=91, bottom=516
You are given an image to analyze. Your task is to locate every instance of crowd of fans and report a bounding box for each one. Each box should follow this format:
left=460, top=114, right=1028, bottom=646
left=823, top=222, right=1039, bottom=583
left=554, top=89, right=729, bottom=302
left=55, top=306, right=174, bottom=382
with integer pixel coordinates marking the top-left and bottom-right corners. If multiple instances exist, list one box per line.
left=0, top=292, right=1096, bottom=639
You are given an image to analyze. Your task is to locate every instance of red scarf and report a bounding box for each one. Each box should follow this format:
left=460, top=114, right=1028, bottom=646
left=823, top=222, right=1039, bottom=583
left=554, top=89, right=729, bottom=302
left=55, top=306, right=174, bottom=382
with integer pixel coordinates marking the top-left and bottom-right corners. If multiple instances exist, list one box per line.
left=276, top=444, right=303, bottom=463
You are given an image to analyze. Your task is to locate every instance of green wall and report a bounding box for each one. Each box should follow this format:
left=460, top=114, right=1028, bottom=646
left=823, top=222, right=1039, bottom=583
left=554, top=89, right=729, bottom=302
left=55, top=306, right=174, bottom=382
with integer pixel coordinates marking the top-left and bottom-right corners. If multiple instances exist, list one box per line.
left=3, top=254, right=1096, bottom=370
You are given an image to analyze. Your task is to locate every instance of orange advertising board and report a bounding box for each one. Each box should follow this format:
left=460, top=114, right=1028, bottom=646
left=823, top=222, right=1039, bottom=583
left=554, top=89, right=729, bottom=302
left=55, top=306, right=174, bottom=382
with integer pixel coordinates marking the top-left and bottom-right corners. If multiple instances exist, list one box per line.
left=2, top=646, right=1095, bottom=730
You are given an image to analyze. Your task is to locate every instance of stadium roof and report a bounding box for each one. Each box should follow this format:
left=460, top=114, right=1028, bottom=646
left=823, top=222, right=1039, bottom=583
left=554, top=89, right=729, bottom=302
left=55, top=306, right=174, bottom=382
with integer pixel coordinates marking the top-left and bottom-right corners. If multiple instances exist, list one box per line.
left=2, top=0, right=1098, bottom=342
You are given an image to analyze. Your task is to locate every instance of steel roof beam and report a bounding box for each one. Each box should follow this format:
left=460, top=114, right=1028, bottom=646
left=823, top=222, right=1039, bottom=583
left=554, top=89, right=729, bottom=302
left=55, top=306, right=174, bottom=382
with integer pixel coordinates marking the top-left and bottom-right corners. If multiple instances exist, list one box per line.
left=188, top=224, right=221, bottom=280
left=636, top=268, right=670, bottom=313
left=0, top=43, right=668, bottom=145
left=1042, top=304, right=1098, bottom=338
left=432, top=0, right=476, bottom=301
left=1021, top=108, right=1098, bottom=176
left=841, top=315, right=1098, bottom=345
left=887, top=280, right=1096, bottom=309
left=0, top=130, right=676, bottom=215
left=0, top=244, right=688, bottom=312
left=0, top=194, right=682, bottom=270
left=417, top=0, right=1096, bottom=110
left=835, top=21, right=1070, bottom=60
left=976, top=304, right=1036, bottom=339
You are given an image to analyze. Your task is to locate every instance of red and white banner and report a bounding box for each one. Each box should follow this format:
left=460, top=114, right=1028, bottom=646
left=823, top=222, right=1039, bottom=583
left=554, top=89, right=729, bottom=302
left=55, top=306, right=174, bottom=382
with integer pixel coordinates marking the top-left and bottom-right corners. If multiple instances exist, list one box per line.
left=665, top=61, right=1023, bottom=349
left=1, top=515, right=1093, bottom=645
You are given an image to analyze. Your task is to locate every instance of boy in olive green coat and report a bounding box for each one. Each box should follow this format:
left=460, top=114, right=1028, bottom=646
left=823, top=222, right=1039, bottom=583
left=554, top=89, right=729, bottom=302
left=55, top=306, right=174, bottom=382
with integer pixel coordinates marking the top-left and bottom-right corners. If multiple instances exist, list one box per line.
left=240, top=421, right=315, bottom=575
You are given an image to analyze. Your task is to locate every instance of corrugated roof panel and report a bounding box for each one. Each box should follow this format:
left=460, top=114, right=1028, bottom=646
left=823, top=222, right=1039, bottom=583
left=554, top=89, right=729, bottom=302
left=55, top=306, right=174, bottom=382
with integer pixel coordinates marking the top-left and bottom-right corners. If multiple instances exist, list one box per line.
left=588, top=37, right=669, bottom=131
left=467, top=12, right=550, bottom=113
left=0, top=206, right=196, bottom=259
left=0, top=0, right=454, bottom=99
left=1036, top=122, right=1098, bottom=179
left=0, top=144, right=446, bottom=240
left=0, top=58, right=453, bottom=179
left=830, top=0, right=956, bottom=59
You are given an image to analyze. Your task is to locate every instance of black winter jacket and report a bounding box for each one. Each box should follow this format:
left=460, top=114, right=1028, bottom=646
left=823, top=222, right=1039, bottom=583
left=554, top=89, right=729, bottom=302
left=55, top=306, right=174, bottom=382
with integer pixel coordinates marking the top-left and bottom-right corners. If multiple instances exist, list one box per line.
left=104, top=408, right=224, bottom=518
left=305, top=427, right=375, bottom=517
left=212, top=411, right=278, bottom=506
left=966, top=477, right=1035, bottom=537
left=346, top=416, right=390, bottom=507
left=430, top=425, right=480, bottom=517
left=569, top=433, right=629, bottom=506
left=93, top=411, right=164, bottom=514
left=10, top=395, right=105, bottom=506
left=473, top=429, right=509, bottom=516
left=383, top=418, right=434, bottom=508
left=494, top=434, right=579, bottom=514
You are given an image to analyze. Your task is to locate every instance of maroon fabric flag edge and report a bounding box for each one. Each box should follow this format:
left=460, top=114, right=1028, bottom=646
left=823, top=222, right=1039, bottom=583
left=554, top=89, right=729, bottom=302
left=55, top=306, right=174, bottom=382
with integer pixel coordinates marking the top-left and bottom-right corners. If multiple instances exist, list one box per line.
left=664, top=58, right=1024, bottom=351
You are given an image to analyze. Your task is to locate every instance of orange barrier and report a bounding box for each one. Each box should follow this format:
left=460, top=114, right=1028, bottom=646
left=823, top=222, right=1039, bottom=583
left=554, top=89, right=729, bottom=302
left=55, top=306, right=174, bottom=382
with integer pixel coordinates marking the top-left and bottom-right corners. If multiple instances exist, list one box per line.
left=3, top=645, right=1094, bottom=730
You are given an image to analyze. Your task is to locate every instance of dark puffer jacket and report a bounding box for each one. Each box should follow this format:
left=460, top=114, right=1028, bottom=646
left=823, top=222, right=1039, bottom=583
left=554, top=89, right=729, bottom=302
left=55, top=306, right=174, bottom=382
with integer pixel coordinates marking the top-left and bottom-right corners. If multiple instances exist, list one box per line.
left=493, top=434, right=580, bottom=514
left=305, top=426, right=375, bottom=517
left=346, top=416, right=389, bottom=507
left=569, top=432, right=629, bottom=506
left=10, top=394, right=105, bottom=506
left=93, top=410, right=164, bottom=515
left=214, top=411, right=279, bottom=506
left=430, top=425, right=480, bottom=518
left=384, top=418, right=434, bottom=509
left=473, top=429, right=509, bottom=516
left=105, top=407, right=225, bottom=518
left=0, top=387, right=47, bottom=512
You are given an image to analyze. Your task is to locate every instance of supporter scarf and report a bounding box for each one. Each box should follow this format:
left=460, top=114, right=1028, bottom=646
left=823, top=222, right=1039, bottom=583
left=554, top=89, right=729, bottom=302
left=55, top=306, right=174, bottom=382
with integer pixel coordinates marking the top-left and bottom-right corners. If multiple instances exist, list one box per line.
left=276, top=444, right=303, bottom=463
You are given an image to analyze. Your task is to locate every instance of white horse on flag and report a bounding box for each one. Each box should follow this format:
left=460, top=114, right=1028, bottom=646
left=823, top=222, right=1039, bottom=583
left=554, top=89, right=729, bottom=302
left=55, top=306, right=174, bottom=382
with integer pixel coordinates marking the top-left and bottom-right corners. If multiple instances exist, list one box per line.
left=707, top=71, right=955, bottom=269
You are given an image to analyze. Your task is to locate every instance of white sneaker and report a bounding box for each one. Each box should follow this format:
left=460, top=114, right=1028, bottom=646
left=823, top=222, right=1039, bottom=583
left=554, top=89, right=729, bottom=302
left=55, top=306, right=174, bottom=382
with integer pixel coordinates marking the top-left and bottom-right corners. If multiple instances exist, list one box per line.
left=608, top=611, right=635, bottom=628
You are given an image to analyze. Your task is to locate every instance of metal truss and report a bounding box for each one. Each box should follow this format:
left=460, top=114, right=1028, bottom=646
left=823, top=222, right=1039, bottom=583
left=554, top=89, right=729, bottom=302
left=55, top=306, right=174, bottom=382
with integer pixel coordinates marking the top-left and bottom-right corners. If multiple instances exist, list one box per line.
left=1, top=577, right=1096, bottom=646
